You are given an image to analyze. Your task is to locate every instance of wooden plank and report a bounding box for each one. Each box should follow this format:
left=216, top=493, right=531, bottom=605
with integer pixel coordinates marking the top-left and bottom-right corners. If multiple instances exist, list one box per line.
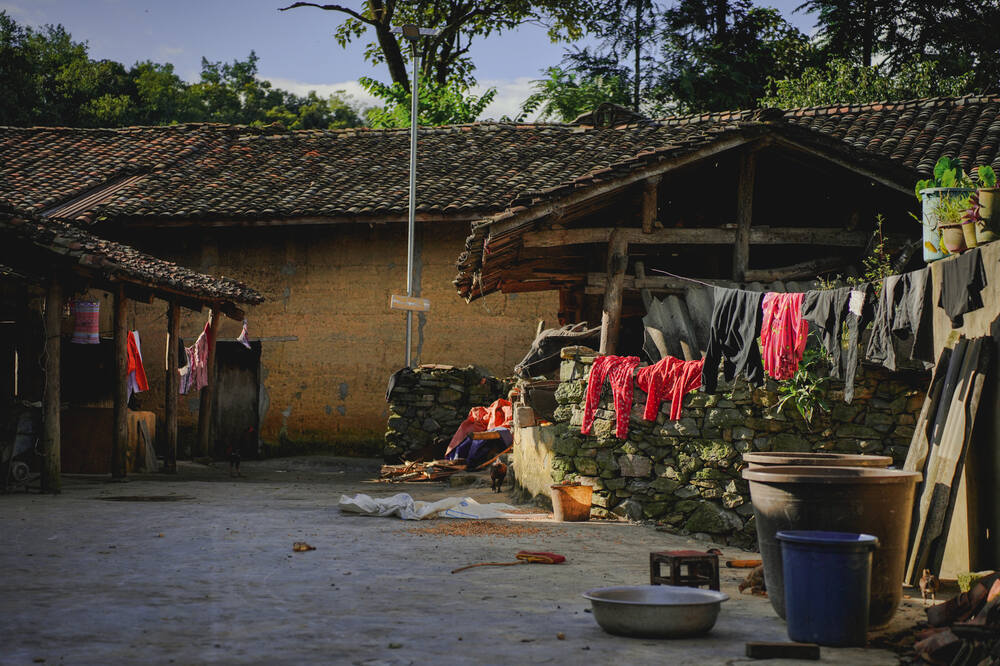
left=197, top=308, right=222, bottom=458
left=500, top=280, right=567, bottom=294
left=599, top=229, right=628, bottom=354
left=744, top=257, right=849, bottom=282
left=748, top=227, right=868, bottom=246
left=733, top=152, right=756, bottom=282
left=522, top=225, right=865, bottom=249
left=164, top=301, right=180, bottom=473
left=41, top=279, right=62, bottom=493
left=641, top=177, right=661, bottom=234
left=111, top=285, right=128, bottom=479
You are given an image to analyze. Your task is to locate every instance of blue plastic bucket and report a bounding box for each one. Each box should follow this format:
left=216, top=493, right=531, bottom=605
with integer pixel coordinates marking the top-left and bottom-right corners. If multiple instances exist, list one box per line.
left=777, top=530, right=879, bottom=647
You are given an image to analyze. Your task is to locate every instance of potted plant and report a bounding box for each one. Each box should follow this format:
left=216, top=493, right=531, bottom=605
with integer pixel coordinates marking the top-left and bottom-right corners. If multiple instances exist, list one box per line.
left=935, top=192, right=972, bottom=254
left=971, top=165, right=998, bottom=244
left=915, top=157, right=975, bottom=262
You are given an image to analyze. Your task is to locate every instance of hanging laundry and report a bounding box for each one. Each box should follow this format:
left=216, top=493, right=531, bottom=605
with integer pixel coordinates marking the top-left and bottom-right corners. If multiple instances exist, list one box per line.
left=843, top=284, right=874, bottom=403
left=636, top=356, right=704, bottom=421
left=760, top=292, right=808, bottom=381
left=70, top=300, right=100, bottom=344
left=178, top=345, right=192, bottom=394
left=867, top=275, right=904, bottom=370
left=180, top=319, right=212, bottom=394
left=938, top=247, right=987, bottom=328
left=126, top=331, right=148, bottom=402
left=581, top=355, right=640, bottom=439
left=802, top=287, right=851, bottom=379
left=237, top=319, right=252, bottom=350
left=899, top=268, right=936, bottom=365
left=702, top=288, right=765, bottom=393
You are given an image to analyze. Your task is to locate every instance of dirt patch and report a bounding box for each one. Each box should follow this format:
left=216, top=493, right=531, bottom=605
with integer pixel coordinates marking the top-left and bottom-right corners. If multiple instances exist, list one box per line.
left=94, top=495, right=194, bottom=502
left=402, top=520, right=562, bottom=538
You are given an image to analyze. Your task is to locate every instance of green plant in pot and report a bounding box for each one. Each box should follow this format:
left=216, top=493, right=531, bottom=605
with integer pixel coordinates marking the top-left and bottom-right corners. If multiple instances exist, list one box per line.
left=971, top=165, right=998, bottom=244
left=935, top=192, right=973, bottom=253
left=914, top=157, right=975, bottom=261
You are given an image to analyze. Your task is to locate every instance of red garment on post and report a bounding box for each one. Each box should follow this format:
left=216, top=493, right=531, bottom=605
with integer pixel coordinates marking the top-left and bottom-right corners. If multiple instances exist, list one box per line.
left=445, top=398, right=512, bottom=456
left=581, top=355, right=640, bottom=439
left=760, top=292, right=809, bottom=380
left=126, top=331, right=148, bottom=392
left=636, top=356, right=705, bottom=421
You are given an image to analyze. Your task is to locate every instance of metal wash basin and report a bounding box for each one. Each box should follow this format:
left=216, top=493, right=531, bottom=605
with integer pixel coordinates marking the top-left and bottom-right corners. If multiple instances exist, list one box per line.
left=583, top=585, right=729, bottom=638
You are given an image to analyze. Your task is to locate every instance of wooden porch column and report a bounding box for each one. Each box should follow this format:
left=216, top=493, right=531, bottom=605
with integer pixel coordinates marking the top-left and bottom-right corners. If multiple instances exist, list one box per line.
left=599, top=229, right=628, bottom=354
left=164, top=301, right=180, bottom=473
left=732, top=152, right=756, bottom=282
left=641, top=177, right=661, bottom=234
left=196, top=307, right=222, bottom=458
left=112, top=285, right=128, bottom=478
left=41, top=279, right=62, bottom=494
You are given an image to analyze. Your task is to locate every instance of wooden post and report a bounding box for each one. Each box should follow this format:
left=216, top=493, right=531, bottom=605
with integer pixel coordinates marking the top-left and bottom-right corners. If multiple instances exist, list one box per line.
left=164, top=301, right=180, bottom=473
left=733, top=152, right=756, bottom=282
left=599, top=229, right=628, bottom=354
left=41, top=279, right=62, bottom=494
left=197, top=307, right=222, bottom=458
left=112, top=285, right=128, bottom=478
left=641, top=177, right=661, bottom=234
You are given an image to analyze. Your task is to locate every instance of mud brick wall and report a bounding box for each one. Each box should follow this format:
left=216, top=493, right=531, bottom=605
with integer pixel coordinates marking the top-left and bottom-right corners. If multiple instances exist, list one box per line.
left=385, top=365, right=508, bottom=462
left=548, top=357, right=926, bottom=548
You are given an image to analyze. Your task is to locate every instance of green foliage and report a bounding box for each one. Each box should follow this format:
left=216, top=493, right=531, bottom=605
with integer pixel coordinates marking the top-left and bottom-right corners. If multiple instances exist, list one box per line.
left=0, top=11, right=366, bottom=128
left=914, top=156, right=975, bottom=200
left=775, top=341, right=830, bottom=426
left=516, top=67, right=631, bottom=122
left=361, top=77, right=496, bottom=128
left=976, top=166, right=997, bottom=189
left=760, top=58, right=976, bottom=110
left=815, top=214, right=896, bottom=293
left=933, top=192, right=974, bottom=227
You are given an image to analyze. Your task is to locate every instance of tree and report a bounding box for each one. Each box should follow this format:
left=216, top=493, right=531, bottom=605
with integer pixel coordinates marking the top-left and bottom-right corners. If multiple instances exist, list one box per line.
left=517, top=66, right=631, bottom=122
left=796, top=0, right=895, bottom=68
left=655, top=0, right=813, bottom=113
left=759, top=58, right=977, bottom=109
left=362, top=77, right=495, bottom=128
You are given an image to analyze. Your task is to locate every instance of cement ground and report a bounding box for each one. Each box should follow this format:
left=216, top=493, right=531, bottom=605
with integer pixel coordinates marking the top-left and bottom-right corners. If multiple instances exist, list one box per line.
left=1, top=456, right=924, bottom=665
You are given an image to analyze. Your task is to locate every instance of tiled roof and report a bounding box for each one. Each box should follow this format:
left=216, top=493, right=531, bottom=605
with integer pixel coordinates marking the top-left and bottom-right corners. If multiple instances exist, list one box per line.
left=0, top=95, right=997, bottom=225
left=0, top=201, right=263, bottom=305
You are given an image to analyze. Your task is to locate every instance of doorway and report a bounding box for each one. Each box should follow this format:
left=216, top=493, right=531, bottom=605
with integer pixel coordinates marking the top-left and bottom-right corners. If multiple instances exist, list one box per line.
left=212, top=340, right=261, bottom=459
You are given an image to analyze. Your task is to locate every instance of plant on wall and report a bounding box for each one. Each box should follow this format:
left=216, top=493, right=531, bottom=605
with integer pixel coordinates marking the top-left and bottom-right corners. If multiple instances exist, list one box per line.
left=774, top=341, right=830, bottom=426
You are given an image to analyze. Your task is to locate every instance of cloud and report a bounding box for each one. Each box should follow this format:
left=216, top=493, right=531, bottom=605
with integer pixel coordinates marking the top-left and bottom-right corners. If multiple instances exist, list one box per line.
left=157, top=45, right=185, bottom=59
left=0, top=2, right=52, bottom=25
left=473, top=77, right=536, bottom=122
left=263, top=77, right=381, bottom=109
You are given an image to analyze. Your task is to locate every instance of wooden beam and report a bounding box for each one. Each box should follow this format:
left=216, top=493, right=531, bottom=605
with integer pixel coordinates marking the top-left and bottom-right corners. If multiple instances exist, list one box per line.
left=164, top=302, right=180, bottom=473
left=744, top=256, right=850, bottom=282
left=111, top=285, right=128, bottom=479
left=41, top=279, right=62, bottom=494
left=733, top=152, right=756, bottom=282
left=633, top=260, right=653, bottom=311
left=599, top=229, right=628, bottom=354
left=523, top=226, right=867, bottom=249
left=587, top=272, right=730, bottom=294
left=499, top=280, right=568, bottom=294
left=641, top=177, right=661, bottom=234
left=196, top=308, right=222, bottom=458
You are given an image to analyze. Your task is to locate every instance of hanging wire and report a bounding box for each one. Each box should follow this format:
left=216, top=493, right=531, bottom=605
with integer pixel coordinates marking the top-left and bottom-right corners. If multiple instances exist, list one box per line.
left=648, top=268, right=720, bottom=289
left=472, top=271, right=507, bottom=317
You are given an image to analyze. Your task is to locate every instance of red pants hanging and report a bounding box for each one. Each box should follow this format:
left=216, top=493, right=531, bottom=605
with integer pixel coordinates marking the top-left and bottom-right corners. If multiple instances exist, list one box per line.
left=636, top=356, right=705, bottom=421
left=761, top=292, right=808, bottom=380
left=581, top=355, right=641, bottom=439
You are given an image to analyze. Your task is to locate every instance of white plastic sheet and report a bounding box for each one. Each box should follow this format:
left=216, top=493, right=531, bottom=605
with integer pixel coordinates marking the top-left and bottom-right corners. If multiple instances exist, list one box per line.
left=338, top=493, right=516, bottom=520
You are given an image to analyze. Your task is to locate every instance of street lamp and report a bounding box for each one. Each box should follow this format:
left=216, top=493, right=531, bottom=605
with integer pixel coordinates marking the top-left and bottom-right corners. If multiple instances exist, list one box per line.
left=391, top=23, right=439, bottom=368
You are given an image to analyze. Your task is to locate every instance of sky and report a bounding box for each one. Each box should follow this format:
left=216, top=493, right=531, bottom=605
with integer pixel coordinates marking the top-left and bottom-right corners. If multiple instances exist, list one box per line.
left=1, top=0, right=818, bottom=120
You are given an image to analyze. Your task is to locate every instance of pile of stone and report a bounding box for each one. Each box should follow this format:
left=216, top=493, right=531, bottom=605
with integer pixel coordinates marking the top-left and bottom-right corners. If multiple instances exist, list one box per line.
left=547, top=353, right=925, bottom=548
left=384, top=364, right=507, bottom=462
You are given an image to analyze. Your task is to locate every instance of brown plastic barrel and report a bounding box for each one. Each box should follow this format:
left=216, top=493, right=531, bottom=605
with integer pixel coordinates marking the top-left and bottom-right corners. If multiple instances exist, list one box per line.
left=550, top=484, right=593, bottom=522
left=743, top=452, right=893, bottom=470
left=742, top=466, right=920, bottom=627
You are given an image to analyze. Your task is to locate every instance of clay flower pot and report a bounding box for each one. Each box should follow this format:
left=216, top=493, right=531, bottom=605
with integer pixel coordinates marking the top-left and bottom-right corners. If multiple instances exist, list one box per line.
left=977, top=187, right=999, bottom=244
left=939, top=223, right=967, bottom=254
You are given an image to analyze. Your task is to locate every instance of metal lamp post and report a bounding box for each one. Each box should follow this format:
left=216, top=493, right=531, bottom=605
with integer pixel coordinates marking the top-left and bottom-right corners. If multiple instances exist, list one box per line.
left=391, top=23, right=438, bottom=368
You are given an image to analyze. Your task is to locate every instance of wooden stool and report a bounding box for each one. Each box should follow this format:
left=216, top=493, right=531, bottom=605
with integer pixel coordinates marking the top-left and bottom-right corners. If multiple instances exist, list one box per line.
left=650, top=550, right=720, bottom=591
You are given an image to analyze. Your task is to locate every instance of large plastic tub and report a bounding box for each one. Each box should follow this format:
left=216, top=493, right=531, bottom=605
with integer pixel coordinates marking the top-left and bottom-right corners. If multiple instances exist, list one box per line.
left=779, top=531, right=879, bottom=646
left=743, top=466, right=920, bottom=627
left=743, top=452, right=893, bottom=470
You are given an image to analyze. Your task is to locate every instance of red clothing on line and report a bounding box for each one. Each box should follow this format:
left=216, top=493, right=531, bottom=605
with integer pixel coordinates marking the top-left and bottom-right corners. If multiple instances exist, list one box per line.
left=760, top=292, right=809, bottom=380
left=581, top=355, right=641, bottom=439
left=636, top=356, right=705, bottom=421
left=126, top=331, right=148, bottom=392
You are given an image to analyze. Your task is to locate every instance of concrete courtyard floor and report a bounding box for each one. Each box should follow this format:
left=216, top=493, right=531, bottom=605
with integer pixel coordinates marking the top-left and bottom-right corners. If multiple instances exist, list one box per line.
left=1, top=456, right=925, bottom=665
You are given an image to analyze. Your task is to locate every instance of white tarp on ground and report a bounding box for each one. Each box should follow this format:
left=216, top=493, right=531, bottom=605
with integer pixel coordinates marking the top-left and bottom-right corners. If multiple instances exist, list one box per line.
left=338, top=493, right=516, bottom=520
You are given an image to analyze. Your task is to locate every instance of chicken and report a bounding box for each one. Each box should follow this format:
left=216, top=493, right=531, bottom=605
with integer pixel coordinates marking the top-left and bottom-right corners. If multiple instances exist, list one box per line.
left=920, top=569, right=940, bottom=606
left=490, top=459, right=508, bottom=493
left=739, top=565, right=767, bottom=596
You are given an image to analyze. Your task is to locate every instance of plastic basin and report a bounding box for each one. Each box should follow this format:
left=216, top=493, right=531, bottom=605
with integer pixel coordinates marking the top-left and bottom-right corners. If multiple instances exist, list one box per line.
left=743, top=465, right=920, bottom=627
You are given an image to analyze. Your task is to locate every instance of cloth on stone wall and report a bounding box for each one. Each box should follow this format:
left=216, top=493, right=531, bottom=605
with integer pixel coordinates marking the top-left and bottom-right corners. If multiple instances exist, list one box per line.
left=126, top=330, right=148, bottom=402
left=701, top=288, right=765, bottom=393
left=760, top=292, right=809, bottom=381
left=635, top=356, right=704, bottom=421
left=581, top=355, right=641, bottom=439
left=938, top=247, right=988, bottom=329
left=70, top=300, right=100, bottom=344
left=445, top=399, right=512, bottom=456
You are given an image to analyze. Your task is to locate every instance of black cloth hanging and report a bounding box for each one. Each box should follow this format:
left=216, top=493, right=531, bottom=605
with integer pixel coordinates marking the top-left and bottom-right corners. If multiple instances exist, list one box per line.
left=701, top=287, right=765, bottom=393
left=938, top=247, right=987, bottom=328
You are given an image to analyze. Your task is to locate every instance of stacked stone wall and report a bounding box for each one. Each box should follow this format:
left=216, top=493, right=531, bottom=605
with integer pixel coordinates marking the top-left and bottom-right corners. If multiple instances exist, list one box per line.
left=385, top=365, right=508, bottom=461
left=548, top=356, right=926, bottom=548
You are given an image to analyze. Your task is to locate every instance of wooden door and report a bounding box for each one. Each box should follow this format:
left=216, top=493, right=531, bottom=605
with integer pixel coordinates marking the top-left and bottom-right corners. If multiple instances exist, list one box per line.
left=212, top=341, right=261, bottom=459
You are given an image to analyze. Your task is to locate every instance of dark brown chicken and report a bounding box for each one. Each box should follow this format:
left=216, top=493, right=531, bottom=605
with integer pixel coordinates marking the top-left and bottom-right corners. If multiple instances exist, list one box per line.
left=490, top=459, right=508, bottom=493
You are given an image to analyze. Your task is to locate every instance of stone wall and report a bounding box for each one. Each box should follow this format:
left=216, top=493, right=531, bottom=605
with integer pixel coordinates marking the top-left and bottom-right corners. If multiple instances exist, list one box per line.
left=546, top=355, right=926, bottom=548
left=385, top=365, right=508, bottom=462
